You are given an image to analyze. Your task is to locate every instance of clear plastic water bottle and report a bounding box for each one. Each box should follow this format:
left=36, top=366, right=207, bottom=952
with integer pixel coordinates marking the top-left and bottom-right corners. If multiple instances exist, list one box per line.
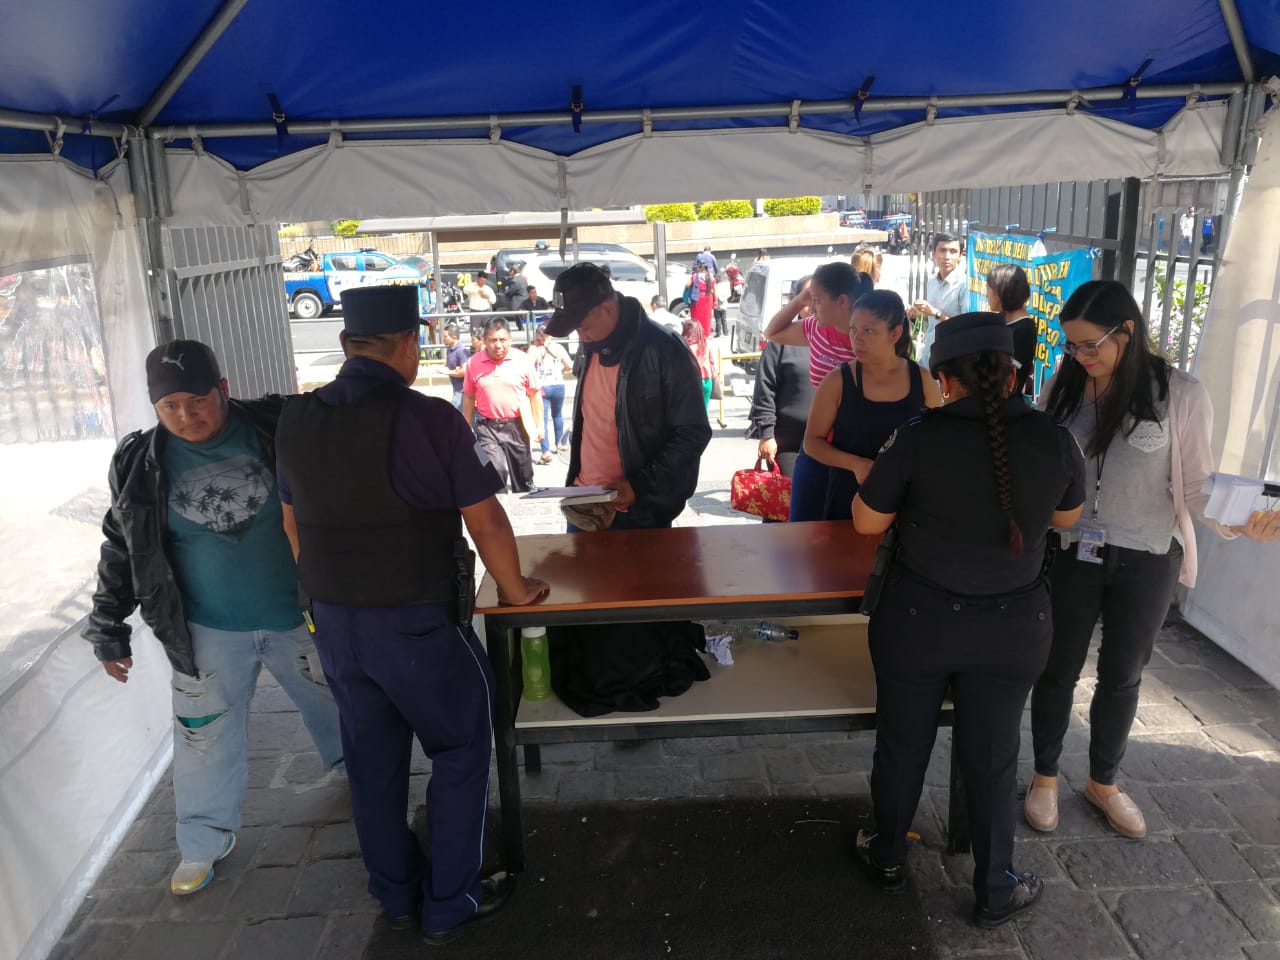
left=698, top=620, right=798, bottom=643
left=520, top=627, right=552, bottom=701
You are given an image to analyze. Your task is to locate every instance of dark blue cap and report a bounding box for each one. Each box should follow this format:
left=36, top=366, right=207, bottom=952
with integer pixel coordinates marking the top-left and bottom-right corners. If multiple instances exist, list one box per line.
left=929, top=312, right=1014, bottom=376
left=340, top=285, right=419, bottom=335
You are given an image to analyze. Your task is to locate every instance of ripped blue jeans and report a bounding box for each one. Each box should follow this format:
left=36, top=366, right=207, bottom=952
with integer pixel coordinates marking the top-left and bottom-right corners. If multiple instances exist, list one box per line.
left=172, top=621, right=344, bottom=861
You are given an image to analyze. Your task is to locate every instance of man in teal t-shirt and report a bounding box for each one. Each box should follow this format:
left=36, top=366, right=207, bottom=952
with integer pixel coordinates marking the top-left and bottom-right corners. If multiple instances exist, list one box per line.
left=84, top=340, right=342, bottom=897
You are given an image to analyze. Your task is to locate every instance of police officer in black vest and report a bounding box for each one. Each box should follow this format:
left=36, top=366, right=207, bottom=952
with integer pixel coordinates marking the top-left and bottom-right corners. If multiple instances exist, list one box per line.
left=274, top=285, right=549, bottom=945
left=849, top=312, right=1086, bottom=927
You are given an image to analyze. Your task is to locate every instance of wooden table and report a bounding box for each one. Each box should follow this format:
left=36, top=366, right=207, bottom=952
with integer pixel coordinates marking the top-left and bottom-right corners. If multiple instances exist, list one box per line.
left=476, top=521, right=964, bottom=871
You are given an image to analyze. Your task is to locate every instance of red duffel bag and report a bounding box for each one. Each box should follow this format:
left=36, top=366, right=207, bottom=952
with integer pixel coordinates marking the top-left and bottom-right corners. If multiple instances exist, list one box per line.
left=730, top=458, right=792, bottom=522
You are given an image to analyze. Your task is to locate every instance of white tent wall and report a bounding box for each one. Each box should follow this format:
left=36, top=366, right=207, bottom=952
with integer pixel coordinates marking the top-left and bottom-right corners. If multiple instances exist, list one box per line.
left=1182, top=106, right=1280, bottom=688
left=158, top=103, right=1230, bottom=223
left=0, top=157, right=171, bottom=960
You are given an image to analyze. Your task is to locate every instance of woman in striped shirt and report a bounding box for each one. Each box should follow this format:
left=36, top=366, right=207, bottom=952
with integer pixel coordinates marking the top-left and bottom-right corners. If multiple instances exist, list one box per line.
left=764, top=263, right=872, bottom=521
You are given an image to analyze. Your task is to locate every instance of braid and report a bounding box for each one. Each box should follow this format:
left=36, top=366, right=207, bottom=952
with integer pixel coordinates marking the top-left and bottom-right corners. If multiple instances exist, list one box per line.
left=941, top=351, right=1023, bottom=555
left=974, top=354, right=1024, bottom=555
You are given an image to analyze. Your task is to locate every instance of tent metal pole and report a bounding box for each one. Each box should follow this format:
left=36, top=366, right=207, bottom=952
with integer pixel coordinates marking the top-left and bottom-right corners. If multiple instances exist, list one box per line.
left=145, top=82, right=1244, bottom=141
left=1217, top=84, right=1260, bottom=256
left=1115, top=177, right=1142, bottom=290
left=135, top=0, right=252, bottom=127
left=0, top=107, right=126, bottom=137
left=429, top=231, right=441, bottom=336
left=1219, top=89, right=1245, bottom=166
left=654, top=221, right=669, bottom=306
left=1216, top=0, right=1257, bottom=83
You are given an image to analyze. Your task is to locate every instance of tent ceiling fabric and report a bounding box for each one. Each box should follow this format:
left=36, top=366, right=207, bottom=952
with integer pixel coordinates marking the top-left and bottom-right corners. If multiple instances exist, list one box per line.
left=0, top=0, right=1276, bottom=208
left=159, top=101, right=1230, bottom=224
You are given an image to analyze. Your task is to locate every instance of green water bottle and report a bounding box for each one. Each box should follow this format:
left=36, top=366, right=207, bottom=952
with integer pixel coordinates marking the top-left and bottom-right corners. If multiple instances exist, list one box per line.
left=520, top=627, right=552, bottom=701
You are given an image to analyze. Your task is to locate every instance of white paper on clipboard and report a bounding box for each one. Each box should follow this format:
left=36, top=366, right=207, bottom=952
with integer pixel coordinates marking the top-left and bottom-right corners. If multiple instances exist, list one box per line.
left=1201, top=473, right=1268, bottom=526
left=521, top=486, right=619, bottom=504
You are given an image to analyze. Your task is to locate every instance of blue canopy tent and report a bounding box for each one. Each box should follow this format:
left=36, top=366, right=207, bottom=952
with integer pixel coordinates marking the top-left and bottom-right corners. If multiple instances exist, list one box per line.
left=0, top=4, right=1277, bottom=959
left=1, top=0, right=1277, bottom=215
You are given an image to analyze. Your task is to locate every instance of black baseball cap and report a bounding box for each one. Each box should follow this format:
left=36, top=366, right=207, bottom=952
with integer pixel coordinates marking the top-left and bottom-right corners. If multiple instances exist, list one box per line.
left=146, top=339, right=221, bottom=403
left=928, top=312, right=1014, bottom=377
left=341, top=285, right=419, bottom=335
left=545, top=262, right=614, bottom=337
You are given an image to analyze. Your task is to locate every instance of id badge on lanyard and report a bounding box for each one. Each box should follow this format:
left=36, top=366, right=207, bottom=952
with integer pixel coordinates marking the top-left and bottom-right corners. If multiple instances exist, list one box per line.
left=1079, top=416, right=1108, bottom=564
left=1077, top=525, right=1106, bottom=564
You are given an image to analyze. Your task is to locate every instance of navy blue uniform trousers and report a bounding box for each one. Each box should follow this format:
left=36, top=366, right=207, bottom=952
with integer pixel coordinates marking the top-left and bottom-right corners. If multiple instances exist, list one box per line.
left=312, top=600, right=493, bottom=931
left=867, top=571, right=1052, bottom=909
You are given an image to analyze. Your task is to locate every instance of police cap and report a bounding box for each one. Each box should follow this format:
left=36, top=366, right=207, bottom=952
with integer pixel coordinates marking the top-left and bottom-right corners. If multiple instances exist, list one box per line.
left=929, top=311, right=1014, bottom=377
left=340, top=285, right=419, bottom=335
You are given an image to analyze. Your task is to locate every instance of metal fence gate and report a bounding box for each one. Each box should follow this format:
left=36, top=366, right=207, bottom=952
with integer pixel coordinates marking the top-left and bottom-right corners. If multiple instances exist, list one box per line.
left=163, top=223, right=296, bottom=396
left=909, top=177, right=1225, bottom=372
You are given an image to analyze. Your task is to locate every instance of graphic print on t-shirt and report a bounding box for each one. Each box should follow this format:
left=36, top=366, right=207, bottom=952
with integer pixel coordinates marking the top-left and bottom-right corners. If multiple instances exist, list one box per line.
left=169, top=454, right=273, bottom=536
left=1127, top=419, right=1169, bottom=454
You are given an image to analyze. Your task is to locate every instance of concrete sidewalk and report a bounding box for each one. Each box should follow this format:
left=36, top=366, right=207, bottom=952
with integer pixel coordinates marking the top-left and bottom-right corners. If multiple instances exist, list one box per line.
left=47, top=423, right=1280, bottom=960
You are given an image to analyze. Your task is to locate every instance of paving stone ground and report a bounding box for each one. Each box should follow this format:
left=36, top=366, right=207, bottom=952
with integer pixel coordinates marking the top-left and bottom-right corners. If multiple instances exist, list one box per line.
left=49, top=393, right=1280, bottom=960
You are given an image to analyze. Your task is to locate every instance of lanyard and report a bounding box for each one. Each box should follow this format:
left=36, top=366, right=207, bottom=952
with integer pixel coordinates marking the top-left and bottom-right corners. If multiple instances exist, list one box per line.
left=1091, top=393, right=1109, bottom=519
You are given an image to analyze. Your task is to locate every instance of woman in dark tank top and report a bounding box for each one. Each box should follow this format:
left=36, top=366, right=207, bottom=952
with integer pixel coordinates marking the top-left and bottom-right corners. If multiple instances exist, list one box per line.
left=803, top=290, right=940, bottom=520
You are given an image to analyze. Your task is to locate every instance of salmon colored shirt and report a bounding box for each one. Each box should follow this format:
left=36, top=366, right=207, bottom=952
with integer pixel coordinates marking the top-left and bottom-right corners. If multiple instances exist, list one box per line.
left=463, top=349, right=538, bottom=419
left=576, top=356, right=625, bottom=489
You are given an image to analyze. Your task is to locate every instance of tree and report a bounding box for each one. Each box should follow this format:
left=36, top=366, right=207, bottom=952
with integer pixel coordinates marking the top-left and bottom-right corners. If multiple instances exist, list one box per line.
left=643, top=203, right=697, bottom=222
left=697, top=200, right=754, bottom=220
left=763, top=197, right=821, bottom=217
left=332, top=219, right=361, bottom=236
left=1148, top=273, right=1210, bottom=366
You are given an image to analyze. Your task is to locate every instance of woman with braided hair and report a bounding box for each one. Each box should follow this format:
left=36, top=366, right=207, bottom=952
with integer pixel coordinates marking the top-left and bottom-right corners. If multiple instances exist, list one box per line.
left=850, top=312, right=1086, bottom=927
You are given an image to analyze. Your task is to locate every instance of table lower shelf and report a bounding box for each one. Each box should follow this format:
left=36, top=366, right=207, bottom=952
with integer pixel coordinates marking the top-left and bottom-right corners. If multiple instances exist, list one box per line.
left=514, top=615, right=881, bottom=737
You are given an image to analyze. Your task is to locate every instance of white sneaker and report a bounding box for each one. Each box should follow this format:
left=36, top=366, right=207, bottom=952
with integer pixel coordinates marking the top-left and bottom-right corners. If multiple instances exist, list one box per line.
left=170, top=831, right=236, bottom=895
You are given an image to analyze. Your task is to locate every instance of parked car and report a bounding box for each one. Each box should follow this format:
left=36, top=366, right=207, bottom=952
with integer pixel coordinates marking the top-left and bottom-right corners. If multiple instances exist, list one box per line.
left=494, top=242, right=635, bottom=304
left=735, top=255, right=840, bottom=375
left=394, top=254, right=434, bottom=277
left=839, top=210, right=867, bottom=227
left=520, top=250, right=666, bottom=309
left=284, top=249, right=400, bottom=319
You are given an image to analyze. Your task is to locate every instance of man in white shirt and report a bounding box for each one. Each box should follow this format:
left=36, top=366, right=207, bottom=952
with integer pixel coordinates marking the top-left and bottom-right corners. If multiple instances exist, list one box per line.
left=463, top=271, right=497, bottom=313
left=911, top=233, right=967, bottom=370
left=648, top=295, right=682, bottom=334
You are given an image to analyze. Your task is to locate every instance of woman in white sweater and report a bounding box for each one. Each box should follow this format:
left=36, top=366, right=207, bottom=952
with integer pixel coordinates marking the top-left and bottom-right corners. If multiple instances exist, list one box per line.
left=1026, top=280, right=1279, bottom=839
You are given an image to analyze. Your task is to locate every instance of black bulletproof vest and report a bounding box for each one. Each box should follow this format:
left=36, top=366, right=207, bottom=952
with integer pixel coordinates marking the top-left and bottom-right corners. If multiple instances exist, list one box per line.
left=276, top=383, right=462, bottom=606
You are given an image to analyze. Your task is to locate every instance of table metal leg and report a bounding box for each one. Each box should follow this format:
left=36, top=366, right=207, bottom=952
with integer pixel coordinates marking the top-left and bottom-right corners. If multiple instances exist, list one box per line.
left=946, top=738, right=971, bottom=855
left=523, top=744, right=542, bottom=775
left=485, top=615, right=526, bottom=872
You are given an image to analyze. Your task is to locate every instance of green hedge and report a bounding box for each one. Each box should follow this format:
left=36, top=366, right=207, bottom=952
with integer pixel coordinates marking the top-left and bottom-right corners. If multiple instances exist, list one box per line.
left=763, top=196, right=821, bottom=217
left=697, top=199, right=754, bottom=220
left=643, top=203, right=697, bottom=222
left=331, top=219, right=361, bottom=236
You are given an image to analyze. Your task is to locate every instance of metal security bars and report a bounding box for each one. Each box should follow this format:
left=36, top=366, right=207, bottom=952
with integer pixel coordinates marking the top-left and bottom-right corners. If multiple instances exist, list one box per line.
left=911, top=178, right=1227, bottom=372
left=164, top=224, right=296, bottom=397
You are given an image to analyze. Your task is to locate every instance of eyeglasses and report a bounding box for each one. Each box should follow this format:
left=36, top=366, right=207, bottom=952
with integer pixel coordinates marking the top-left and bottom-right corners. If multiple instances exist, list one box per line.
left=1063, top=324, right=1123, bottom=359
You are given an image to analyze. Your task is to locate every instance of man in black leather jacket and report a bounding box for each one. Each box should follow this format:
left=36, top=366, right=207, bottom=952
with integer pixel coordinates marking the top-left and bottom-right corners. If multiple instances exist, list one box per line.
left=83, top=339, right=342, bottom=897
left=544, top=263, right=710, bottom=529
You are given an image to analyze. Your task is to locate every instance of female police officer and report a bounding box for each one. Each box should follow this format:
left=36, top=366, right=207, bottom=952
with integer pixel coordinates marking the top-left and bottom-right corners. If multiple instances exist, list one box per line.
left=850, top=312, right=1086, bottom=927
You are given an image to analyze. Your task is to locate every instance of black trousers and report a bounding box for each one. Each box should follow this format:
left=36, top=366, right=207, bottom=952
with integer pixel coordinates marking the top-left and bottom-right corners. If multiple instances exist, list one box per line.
left=474, top=416, right=534, bottom=492
left=1031, top=540, right=1182, bottom=784
left=868, top=572, right=1051, bottom=908
left=311, top=601, right=493, bottom=932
